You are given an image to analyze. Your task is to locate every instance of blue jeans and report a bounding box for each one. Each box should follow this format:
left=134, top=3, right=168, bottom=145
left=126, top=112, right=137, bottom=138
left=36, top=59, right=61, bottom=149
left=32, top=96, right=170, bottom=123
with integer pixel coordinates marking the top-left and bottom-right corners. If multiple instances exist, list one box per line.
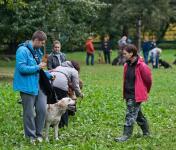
left=86, top=53, right=94, bottom=65
left=103, top=51, right=111, bottom=64
left=150, top=54, right=159, bottom=68
left=143, top=51, right=149, bottom=64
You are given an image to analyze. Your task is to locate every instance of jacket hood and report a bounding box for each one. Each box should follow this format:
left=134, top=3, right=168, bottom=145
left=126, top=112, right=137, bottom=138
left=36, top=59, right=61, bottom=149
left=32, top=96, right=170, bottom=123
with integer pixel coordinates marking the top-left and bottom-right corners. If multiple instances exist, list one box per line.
left=18, top=40, right=33, bottom=49
left=137, top=56, right=145, bottom=65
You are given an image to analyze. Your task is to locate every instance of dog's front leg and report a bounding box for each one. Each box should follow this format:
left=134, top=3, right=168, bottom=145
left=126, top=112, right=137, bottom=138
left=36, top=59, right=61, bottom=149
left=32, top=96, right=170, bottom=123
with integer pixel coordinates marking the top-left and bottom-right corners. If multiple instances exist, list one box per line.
left=45, top=123, right=50, bottom=142
left=54, top=123, right=59, bottom=140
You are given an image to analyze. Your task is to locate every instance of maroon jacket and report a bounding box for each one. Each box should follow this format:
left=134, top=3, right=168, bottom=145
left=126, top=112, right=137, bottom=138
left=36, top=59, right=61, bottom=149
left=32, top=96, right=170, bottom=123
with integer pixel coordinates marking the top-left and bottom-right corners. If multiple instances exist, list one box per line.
left=86, top=40, right=95, bottom=54
left=123, top=57, right=152, bottom=102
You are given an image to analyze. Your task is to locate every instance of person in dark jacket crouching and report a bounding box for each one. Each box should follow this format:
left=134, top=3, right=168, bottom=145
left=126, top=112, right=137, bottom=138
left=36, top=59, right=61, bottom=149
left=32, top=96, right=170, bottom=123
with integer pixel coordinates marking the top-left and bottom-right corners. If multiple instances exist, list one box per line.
left=114, top=44, right=152, bottom=142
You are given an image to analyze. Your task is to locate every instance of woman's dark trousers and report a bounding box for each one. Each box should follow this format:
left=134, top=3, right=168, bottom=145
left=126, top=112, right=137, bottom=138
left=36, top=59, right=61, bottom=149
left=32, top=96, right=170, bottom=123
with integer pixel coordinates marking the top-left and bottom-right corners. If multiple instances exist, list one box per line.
left=103, top=51, right=111, bottom=64
left=54, top=87, right=68, bottom=128
left=115, top=99, right=149, bottom=142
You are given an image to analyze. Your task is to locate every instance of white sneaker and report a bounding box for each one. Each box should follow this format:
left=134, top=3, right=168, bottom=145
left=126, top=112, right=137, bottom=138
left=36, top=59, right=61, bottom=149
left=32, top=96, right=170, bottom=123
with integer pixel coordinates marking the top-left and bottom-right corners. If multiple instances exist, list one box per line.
left=30, top=138, right=36, bottom=145
left=37, top=137, right=43, bottom=143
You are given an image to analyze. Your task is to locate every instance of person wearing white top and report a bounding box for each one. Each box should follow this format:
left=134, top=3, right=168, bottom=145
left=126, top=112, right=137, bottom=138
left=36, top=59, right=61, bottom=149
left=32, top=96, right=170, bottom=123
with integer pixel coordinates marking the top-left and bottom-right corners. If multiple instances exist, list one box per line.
left=149, top=46, right=162, bottom=68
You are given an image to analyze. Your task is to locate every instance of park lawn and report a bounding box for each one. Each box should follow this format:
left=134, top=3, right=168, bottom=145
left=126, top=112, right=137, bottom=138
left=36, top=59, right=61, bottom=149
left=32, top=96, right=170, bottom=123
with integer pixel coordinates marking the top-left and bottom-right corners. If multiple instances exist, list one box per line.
left=0, top=50, right=176, bottom=149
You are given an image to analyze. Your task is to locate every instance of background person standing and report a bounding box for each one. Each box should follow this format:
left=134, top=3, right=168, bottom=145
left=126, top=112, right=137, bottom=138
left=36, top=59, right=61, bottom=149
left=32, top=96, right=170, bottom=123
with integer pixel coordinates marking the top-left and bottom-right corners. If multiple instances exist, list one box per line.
left=85, top=37, right=95, bottom=65
left=101, top=35, right=112, bottom=64
left=142, top=38, right=152, bottom=64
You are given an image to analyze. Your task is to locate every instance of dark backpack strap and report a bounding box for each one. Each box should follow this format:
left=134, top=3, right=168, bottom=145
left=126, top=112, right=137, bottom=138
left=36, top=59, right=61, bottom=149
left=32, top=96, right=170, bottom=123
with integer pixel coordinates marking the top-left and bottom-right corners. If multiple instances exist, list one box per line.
left=26, top=45, right=40, bottom=64
left=25, top=45, right=57, bottom=104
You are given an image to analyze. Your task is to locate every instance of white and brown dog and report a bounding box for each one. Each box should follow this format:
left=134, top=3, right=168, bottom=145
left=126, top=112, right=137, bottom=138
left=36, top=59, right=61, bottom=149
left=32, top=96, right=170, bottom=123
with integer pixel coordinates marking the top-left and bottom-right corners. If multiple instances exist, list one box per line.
left=45, top=97, right=75, bottom=141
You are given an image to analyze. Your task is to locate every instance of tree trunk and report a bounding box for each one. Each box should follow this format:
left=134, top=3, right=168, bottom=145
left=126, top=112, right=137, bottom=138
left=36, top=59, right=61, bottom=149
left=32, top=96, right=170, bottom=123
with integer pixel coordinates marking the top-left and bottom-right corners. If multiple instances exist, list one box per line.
left=137, top=17, right=142, bottom=52
left=122, top=25, right=128, bottom=36
left=6, top=40, right=18, bottom=54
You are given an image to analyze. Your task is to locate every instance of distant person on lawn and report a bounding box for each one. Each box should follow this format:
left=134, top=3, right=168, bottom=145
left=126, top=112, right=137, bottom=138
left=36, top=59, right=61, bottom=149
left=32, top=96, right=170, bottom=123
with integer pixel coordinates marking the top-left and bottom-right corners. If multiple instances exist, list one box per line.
left=101, top=35, right=112, bottom=64
left=114, top=44, right=152, bottom=142
left=85, top=36, right=95, bottom=65
left=116, top=35, right=128, bottom=65
left=142, top=37, right=152, bottom=64
left=149, top=45, right=162, bottom=68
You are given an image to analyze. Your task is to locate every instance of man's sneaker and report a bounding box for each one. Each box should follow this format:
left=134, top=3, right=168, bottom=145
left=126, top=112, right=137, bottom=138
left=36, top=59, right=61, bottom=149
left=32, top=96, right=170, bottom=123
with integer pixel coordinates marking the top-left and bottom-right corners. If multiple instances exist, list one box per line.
left=37, top=137, right=43, bottom=143
left=30, top=138, right=36, bottom=145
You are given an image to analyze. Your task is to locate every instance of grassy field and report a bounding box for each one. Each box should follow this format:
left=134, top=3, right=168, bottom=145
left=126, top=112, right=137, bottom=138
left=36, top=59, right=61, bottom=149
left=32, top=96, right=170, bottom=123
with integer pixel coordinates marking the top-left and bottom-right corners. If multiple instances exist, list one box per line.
left=0, top=50, right=176, bottom=149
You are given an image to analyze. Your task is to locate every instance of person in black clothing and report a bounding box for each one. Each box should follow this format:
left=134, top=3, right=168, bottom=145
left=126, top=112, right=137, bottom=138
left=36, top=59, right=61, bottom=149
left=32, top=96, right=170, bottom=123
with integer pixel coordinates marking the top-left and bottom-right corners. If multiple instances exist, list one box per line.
left=101, top=35, right=112, bottom=64
left=142, top=38, right=152, bottom=64
left=47, top=40, right=66, bottom=70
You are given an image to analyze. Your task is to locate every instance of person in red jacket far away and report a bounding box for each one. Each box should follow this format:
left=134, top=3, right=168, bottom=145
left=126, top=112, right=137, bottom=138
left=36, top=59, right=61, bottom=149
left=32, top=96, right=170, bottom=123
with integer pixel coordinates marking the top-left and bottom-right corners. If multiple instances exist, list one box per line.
left=114, top=44, right=152, bottom=142
left=85, top=36, right=95, bottom=65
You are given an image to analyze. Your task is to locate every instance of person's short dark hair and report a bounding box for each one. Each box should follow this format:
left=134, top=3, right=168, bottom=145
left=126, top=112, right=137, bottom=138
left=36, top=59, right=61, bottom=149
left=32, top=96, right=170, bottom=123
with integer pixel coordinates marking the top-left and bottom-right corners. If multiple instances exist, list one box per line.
left=52, top=40, right=61, bottom=48
left=123, top=44, right=138, bottom=56
left=71, top=60, right=80, bottom=72
left=32, top=31, right=47, bottom=41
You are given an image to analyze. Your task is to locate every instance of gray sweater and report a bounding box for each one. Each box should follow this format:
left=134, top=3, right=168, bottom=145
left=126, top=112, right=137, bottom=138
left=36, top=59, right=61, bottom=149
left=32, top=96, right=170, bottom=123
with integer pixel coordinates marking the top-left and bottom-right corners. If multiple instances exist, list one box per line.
left=50, top=61, right=82, bottom=97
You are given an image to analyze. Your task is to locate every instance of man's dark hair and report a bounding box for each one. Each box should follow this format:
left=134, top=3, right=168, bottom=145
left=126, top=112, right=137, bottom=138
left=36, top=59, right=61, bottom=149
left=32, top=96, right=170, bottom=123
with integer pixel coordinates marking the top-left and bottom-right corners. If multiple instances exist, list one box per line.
left=32, top=31, right=47, bottom=41
left=123, top=44, right=138, bottom=56
left=71, top=60, right=80, bottom=72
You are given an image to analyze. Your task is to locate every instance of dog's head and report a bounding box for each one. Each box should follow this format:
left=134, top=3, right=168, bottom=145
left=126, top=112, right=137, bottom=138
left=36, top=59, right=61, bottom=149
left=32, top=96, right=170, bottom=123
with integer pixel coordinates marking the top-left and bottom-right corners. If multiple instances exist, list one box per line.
left=159, top=59, right=163, bottom=64
left=56, top=97, right=76, bottom=111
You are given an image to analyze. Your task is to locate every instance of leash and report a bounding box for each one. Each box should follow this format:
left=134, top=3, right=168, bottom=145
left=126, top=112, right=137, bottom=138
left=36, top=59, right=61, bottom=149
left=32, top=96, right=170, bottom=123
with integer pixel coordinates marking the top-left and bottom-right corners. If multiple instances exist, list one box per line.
left=50, top=79, right=59, bottom=102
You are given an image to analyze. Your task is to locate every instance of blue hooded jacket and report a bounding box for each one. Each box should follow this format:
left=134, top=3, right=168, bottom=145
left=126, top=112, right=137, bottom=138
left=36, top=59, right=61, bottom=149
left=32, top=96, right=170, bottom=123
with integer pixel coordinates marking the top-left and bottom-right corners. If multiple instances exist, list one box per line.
left=13, top=41, right=51, bottom=95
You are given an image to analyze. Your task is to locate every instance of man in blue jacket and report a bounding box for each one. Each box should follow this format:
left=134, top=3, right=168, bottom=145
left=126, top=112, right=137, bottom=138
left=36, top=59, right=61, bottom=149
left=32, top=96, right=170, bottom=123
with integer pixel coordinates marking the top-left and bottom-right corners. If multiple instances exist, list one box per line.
left=13, top=31, right=48, bottom=144
left=142, top=38, right=152, bottom=64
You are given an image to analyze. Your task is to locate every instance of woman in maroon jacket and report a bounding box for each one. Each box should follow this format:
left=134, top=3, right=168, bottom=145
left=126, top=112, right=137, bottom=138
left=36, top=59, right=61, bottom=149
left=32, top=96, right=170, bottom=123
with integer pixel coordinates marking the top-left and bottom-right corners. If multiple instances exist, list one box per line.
left=85, top=37, right=95, bottom=65
left=114, top=44, right=152, bottom=142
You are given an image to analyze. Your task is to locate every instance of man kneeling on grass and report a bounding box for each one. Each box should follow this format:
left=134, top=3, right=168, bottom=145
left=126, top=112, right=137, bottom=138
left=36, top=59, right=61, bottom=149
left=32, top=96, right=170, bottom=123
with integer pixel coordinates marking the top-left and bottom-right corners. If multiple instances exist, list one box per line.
left=114, top=44, right=152, bottom=142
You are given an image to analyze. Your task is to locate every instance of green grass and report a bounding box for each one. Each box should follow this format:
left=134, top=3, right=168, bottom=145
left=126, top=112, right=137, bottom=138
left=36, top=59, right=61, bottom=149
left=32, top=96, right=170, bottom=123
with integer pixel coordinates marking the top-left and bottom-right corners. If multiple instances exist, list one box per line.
left=0, top=50, right=176, bottom=149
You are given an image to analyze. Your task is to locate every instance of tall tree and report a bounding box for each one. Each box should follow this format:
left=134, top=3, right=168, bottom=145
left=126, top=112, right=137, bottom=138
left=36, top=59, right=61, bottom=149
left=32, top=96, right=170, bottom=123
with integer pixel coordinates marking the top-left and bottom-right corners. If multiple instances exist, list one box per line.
left=0, top=0, right=107, bottom=53
left=111, top=0, right=174, bottom=49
